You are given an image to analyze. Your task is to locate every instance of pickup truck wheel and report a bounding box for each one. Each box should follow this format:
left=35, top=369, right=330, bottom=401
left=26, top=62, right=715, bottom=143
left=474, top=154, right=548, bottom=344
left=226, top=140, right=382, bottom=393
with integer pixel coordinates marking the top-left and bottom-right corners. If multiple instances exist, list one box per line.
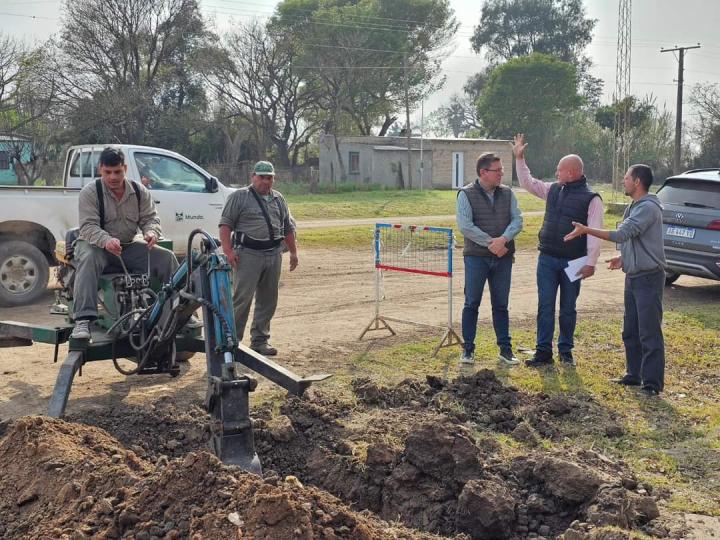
left=665, top=271, right=680, bottom=286
left=0, top=241, right=50, bottom=306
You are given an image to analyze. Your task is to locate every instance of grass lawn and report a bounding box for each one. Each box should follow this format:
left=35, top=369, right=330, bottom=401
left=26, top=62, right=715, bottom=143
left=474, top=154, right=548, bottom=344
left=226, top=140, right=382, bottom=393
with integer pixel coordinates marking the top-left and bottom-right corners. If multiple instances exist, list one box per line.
left=286, top=186, right=617, bottom=220
left=298, top=214, right=545, bottom=249
left=324, top=295, right=720, bottom=517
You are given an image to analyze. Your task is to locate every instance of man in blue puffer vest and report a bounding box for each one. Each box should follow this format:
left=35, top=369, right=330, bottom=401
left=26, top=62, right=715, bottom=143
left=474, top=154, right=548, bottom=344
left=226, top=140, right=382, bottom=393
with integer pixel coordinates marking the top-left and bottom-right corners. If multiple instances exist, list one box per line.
left=511, top=134, right=604, bottom=367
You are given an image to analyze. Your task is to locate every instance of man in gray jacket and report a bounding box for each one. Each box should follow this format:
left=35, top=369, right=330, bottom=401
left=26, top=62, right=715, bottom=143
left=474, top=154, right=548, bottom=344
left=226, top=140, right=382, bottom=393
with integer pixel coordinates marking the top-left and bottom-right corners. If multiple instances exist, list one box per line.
left=564, top=164, right=666, bottom=396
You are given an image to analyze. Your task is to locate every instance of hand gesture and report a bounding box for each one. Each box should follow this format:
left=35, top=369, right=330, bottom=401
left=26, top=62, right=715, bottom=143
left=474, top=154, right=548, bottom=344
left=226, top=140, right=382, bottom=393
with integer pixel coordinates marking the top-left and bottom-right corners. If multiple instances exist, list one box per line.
left=564, top=221, right=588, bottom=242
left=511, top=133, right=528, bottom=159
left=144, top=231, right=157, bottom=249
left=606, top=256, right=622, bottom=270
left=576, top=265, right=595, bottom=279
left=289, top=253, right=299, bottom=271
left=105, top=237, right=122, bottom=257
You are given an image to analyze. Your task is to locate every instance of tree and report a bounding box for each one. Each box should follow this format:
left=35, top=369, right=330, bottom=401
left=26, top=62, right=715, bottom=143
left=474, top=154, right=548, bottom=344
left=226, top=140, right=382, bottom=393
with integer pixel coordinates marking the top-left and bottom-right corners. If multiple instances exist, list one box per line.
left=0, top=34, right=62, bottom=185
left=56, top=0, right=211, bottom=146
left=594, top=95, right=655, bottom=131
left=470, top=0, right=601, bottom=106
left=477, top=54, right=582, bottom=176
left=271, top=0, right=458, bottom=137
left=428, top=94, right=480, bottom=138
left=690, top=83, right=720, bottom=168
left=201, top=21, right=320, bottom=169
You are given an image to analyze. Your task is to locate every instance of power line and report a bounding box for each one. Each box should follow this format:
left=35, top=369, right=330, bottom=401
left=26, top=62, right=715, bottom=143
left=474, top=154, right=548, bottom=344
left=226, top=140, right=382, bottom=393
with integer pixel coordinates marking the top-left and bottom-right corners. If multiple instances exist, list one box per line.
left=0, top=12, right=57, bottom=20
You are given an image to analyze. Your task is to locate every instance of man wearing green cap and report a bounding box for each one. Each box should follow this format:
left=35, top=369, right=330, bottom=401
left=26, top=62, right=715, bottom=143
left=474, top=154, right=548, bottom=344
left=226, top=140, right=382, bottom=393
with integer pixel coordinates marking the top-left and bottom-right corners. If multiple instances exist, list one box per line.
left=219, top=161, right=298, bottom=355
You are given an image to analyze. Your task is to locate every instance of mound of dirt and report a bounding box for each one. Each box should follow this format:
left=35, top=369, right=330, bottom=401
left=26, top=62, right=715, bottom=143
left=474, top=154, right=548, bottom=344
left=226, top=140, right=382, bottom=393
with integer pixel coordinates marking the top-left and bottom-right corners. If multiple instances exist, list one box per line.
left=0, top=416, right=445, bottom=539
left=0, top=370, right=670, bottom=539
left=253, top=372, right=666, bottom=539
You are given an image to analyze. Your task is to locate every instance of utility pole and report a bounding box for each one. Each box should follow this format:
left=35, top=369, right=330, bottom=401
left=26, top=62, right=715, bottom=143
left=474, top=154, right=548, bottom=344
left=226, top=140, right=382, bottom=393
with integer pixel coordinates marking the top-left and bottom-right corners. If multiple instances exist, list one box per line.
left=404, top=52, right=412, bottom=190
left=661, top=43, right=700, bottom=174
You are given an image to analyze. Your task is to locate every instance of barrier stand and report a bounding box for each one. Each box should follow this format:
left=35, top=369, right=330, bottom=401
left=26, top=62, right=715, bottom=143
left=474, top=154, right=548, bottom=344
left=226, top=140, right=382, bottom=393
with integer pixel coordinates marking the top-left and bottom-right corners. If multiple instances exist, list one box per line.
left=359, top=223, right=463, bottom=356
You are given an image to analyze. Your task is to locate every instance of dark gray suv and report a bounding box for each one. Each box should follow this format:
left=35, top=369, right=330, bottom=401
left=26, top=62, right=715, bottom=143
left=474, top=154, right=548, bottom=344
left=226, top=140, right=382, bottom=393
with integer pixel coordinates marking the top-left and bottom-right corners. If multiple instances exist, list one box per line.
left=656, top=168, right=720, bottom=285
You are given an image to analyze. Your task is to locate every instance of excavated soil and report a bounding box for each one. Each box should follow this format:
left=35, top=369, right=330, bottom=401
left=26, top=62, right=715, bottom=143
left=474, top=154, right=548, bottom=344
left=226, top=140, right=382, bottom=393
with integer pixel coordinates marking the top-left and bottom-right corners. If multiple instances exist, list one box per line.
left=0, top=370, right=689, bottom=540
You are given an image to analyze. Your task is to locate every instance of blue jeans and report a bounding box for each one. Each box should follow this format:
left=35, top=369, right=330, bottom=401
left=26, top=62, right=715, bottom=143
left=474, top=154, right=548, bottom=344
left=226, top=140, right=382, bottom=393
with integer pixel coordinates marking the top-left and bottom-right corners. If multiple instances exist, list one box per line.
left=462, top=254, right=513, bottom=353
left=536, top=253, right=582, bottom=354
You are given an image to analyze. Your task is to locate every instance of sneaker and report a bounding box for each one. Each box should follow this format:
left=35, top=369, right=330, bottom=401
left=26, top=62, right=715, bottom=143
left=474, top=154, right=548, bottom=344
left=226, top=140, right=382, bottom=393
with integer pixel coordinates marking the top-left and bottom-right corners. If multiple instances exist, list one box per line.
left=611, top=375, right=641, bottom=386
left=525, top=350, right=553, bottom=367
left=498, top=347, right=520, bottom=365
left=459, top=349, right=475, bottom=364
left=70, top=319, right=91, bottom=340
left=251, top=343, right=278, bottom=356
left=641, top=385, right=660, bottom=397
left=559, top=351, right=576, bottom=366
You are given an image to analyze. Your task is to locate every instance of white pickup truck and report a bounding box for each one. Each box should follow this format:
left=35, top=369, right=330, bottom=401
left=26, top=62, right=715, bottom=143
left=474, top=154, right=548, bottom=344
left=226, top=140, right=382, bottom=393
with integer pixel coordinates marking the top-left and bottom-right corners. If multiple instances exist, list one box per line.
left=0, top=144, right=238, bottom=306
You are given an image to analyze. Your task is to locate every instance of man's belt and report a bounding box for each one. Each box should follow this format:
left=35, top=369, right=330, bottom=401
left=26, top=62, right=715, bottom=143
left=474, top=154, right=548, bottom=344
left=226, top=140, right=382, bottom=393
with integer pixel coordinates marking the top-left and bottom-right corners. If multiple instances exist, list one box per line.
left=234, top=232, right=283, bottom=250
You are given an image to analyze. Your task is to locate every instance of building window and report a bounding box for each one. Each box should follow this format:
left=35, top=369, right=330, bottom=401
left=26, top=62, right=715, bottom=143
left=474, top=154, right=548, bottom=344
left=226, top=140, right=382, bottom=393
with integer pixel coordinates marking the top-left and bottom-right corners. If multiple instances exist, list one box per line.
left=349, top=151, right=360, bottom=174
left=0, top=151, right=8, bottom=170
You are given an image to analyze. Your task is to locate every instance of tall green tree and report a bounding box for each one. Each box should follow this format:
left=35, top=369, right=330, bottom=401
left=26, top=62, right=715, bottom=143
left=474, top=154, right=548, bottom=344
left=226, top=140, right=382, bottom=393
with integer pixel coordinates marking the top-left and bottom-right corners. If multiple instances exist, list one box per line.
left=477, top=53, right=582, bottom=176
left=470, top=0, right=601, bottom=106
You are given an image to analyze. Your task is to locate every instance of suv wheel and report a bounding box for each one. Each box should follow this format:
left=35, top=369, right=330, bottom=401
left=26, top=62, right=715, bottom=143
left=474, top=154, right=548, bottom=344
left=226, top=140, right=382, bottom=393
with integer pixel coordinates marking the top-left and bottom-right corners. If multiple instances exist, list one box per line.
left=664, top=271, right=680, bottom=286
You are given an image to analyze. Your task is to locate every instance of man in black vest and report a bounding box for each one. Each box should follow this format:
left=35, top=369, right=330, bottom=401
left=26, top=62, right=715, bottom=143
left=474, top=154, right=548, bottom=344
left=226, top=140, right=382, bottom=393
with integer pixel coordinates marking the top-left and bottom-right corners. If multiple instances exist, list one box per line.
left=457, top=152, right=524, bottom=364
left=512, top=134, right=603, bottom=367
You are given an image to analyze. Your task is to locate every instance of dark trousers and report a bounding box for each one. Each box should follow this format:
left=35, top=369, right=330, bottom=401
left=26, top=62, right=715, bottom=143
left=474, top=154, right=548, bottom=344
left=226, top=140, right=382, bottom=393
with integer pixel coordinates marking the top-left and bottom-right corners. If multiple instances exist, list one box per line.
left=72, top=239, right=179, bottom=320
left=622, top=269, right=665, bottom=391
left=536, top=253, right=582, bottom=354
left=461, top=254, right=513, bottom=353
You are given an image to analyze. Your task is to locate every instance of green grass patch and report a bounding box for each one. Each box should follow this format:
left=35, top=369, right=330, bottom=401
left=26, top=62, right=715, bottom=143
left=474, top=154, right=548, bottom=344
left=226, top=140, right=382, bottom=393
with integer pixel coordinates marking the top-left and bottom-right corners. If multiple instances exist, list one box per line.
left=286, top=186, right=618, bottom=221
left=298, top=214, right=545, bottom=250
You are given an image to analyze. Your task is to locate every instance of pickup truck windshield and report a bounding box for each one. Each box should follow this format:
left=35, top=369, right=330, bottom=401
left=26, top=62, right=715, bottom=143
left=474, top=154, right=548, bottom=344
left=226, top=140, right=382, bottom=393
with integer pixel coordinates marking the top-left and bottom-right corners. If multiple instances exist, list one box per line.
left=135, top=152, right=207, bottom=192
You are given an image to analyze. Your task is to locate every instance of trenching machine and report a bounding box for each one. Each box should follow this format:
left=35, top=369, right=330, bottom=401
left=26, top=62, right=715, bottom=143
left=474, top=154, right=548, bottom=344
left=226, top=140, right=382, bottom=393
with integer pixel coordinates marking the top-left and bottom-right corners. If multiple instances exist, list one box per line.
left=0, top=229, right=329, bottom=473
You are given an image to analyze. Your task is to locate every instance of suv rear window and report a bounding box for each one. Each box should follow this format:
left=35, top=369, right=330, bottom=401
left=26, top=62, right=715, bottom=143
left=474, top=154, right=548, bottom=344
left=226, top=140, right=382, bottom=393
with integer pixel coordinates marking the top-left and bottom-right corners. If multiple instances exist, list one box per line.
left=657, top=179, right=720, bottom=209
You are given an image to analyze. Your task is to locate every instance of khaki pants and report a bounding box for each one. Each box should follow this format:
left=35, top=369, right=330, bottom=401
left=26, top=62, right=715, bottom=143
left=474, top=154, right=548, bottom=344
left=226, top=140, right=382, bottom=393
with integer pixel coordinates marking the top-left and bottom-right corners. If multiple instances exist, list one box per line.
left=232, top=247, right=283, bottom=347
left=72, top=239, right=178, bottom=320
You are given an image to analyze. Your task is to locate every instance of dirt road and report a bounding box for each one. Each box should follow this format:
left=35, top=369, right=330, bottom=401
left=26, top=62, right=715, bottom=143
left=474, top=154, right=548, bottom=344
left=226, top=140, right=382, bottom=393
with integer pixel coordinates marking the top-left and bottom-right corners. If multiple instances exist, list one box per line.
left=0, top=245, right=634, bottom=420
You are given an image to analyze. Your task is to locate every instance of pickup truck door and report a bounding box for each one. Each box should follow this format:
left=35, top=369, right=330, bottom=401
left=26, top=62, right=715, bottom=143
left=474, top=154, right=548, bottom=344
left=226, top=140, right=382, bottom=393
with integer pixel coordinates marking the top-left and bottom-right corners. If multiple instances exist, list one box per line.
left=129, top=151, right=225, bottom=256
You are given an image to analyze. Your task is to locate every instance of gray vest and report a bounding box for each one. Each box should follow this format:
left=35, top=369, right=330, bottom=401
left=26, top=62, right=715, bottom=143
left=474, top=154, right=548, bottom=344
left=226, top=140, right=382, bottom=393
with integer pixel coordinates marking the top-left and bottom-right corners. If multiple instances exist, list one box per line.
left=461, top=181, right=515, bottom=258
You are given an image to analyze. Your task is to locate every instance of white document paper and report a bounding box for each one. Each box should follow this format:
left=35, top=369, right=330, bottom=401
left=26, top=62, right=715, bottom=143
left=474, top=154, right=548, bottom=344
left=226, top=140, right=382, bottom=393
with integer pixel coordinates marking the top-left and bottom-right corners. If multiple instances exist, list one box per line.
left=564, top=256, right=588, bottom=282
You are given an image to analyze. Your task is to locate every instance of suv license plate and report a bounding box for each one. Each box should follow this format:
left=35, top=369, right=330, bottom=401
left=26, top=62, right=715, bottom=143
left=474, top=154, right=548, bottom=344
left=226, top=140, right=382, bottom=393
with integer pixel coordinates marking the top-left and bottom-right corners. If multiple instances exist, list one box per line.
left=667, top=225, right=696, bottom=239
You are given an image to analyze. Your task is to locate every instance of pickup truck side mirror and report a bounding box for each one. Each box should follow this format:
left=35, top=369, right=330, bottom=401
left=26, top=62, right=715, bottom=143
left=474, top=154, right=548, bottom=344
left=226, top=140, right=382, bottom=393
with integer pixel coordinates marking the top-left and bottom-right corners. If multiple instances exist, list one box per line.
left=206, top=176, right=219, bottom=193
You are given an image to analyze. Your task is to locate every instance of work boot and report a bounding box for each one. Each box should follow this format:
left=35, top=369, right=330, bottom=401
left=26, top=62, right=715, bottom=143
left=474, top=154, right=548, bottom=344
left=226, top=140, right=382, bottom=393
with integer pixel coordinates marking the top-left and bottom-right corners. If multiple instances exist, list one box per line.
left=525, top=349, right=553, bottom=367
left=498, top=347, right=520, bottom=366
left=71, top=319, right=91, bottom=340
left=251, top=343, right=278, bottom=356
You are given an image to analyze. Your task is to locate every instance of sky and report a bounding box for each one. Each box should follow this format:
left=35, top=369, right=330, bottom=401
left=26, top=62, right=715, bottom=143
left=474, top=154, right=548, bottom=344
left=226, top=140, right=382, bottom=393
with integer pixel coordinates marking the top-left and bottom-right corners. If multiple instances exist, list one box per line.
left=2, top=0, right=719, bottom=127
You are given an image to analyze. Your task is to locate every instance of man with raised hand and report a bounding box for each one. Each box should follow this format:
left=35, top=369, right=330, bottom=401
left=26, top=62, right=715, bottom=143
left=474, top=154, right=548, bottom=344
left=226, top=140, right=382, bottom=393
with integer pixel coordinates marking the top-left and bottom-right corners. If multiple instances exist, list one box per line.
left=564, top=164, right=666, bottom=396
left=456, top=152, right=523, bottom=365
left=511, top=133, right=603, bottom=367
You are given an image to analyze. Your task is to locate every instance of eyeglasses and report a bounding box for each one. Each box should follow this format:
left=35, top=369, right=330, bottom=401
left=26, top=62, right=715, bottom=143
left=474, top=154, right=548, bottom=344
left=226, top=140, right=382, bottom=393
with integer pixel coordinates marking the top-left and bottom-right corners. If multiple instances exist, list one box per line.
left=483, top=167, right=504, bottom=173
